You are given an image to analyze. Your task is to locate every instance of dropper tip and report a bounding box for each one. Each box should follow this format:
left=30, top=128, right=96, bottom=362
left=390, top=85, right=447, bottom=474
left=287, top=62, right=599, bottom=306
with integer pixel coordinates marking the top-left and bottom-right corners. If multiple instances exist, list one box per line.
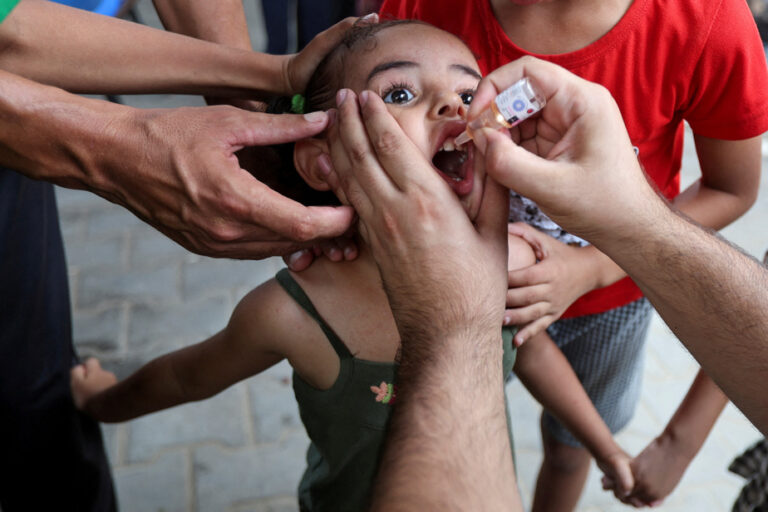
left=454, top=130, right=472, bottom=147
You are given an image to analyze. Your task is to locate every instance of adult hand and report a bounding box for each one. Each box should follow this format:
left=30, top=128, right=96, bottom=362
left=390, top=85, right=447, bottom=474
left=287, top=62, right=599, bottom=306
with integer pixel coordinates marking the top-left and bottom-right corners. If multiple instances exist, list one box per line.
left=280, top=14, right=377, bottom=96
left=324, top=89, right=509, bottom=338
left=99, top=106, right=356, bottom=259
left=324, top=87, right=520, bottom=512
left=505, top=223, right=596, bottom=345
left=468, top=56, right=655, bottom=245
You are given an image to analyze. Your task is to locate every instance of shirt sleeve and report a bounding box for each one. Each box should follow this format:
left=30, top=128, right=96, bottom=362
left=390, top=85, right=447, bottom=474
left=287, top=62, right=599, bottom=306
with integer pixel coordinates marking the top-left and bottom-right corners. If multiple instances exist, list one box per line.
left=0, top=0, right=20, bottom=24
left=683, top=0, right=768, bottom=139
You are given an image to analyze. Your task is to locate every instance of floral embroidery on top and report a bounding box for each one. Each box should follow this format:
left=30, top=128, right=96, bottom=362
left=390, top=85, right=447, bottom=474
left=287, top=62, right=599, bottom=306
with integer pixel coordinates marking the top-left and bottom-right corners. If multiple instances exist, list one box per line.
left=370, top=381, right=396, bottom=404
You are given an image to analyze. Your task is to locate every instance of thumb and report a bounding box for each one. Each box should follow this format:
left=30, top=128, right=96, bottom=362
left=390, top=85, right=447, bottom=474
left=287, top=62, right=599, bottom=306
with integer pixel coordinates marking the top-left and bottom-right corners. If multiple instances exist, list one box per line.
left=475, top=175, right=509, bottom=245
left=70, top=364, right=85, bottom=380
left=480, top=128, right=562, bottom=203
left=613, top=463, right=635, bottom=498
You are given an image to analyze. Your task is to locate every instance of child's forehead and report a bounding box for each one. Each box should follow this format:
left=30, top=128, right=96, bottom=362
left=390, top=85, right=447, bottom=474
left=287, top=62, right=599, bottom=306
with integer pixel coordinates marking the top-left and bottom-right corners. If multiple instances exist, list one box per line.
left=346, top=24, right=479, bottom=71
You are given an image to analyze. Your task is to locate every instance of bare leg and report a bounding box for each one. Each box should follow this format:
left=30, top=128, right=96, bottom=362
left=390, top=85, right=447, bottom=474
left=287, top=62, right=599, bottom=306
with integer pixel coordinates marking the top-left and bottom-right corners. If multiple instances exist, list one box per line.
left=532, top=420, right=592, bottom=512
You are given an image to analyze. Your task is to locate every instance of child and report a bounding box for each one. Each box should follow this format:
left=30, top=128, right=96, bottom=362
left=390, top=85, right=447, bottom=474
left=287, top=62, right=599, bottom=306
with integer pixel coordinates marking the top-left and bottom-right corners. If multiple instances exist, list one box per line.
left=379, top=0, right=768, bottom=509
left=71, top=20, right=633, bottom=511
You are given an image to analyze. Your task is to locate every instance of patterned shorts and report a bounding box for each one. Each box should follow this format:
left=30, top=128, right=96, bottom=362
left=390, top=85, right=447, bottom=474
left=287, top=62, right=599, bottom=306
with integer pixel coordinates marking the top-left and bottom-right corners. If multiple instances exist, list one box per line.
left=542, top=297, right=653, bottom=447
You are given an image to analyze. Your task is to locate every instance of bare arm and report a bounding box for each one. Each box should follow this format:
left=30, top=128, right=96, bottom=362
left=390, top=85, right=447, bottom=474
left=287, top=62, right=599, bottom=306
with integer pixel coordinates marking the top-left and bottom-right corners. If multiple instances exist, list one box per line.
left=72, top=282, right=287, bottom=422
left=153, top=0, right=252, bottom=50
left=514, top=333, right=628, bottom=465
left=472, top=56, right=768, bottom=435
left=625, top=369, right=728, bottom=505
left=674, top=134, right=761, bottom=229
left=0, top=0, right=289, bottom=98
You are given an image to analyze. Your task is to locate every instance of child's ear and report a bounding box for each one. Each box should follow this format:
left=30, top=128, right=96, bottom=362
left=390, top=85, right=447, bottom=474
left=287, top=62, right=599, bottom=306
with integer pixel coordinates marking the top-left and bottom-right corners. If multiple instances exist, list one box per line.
left=294, top=138, right=332, bottom=191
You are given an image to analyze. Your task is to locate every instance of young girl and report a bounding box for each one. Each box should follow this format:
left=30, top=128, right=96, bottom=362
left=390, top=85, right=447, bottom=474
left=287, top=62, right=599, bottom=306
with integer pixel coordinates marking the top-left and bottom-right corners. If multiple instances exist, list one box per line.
left=71, top=20, right=633, bottom=511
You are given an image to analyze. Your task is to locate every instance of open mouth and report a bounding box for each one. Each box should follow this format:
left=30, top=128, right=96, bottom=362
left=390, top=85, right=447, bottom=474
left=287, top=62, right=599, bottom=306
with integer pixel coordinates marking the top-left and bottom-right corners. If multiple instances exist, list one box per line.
left=432, top=136, right=474, bottom=196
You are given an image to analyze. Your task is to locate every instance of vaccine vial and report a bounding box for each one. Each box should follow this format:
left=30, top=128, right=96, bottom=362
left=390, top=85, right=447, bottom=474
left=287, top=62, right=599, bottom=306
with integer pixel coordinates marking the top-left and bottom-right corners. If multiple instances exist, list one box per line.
left=454, top=77, right=546, bottom=146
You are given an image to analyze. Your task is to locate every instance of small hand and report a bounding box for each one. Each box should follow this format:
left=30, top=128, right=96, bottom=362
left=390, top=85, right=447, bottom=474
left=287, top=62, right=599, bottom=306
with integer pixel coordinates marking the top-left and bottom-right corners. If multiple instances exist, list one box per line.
left=504, top=223, right=596, bottom=345
left=283, top=235, right=360, bottom=272
left=619, top=433, right=693, bottom=507
left=70, top=358, right=117, bottom=412
left=596, top=450, right=636, bottom=504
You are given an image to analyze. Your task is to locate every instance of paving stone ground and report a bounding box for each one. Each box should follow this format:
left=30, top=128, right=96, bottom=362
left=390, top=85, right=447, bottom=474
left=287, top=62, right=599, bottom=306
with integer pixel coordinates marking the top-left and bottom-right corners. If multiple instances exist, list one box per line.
left=59, top=2, right=768, bottom=510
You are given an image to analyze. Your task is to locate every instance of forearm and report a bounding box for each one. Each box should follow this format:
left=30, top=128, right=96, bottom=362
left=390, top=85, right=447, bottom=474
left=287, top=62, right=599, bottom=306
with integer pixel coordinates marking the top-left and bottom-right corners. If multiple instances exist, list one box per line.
left=0, top=0, right=284, bottom=97
left=581, top=245, right=627, bottom=289
left=515, top=335, right=620, bottom=461
left=673, top=180, right=757, bottom=230
left=153, top=0, right=252, bottom=50
left=85, top=357, right=189, bottom=423
left=593, top=199, right=768, bottom=435
left=660, top=369, right=728, bottom=456
left=370, top=329, right=521, bottom=511
left=0, top=69, right=129, bottom=187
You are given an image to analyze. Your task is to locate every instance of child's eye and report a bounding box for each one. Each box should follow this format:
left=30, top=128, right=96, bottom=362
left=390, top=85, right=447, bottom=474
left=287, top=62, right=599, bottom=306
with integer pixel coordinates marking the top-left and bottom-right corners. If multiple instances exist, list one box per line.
left=460, top=91, right=474, bottom=105
left=383, top=88, right=415, bottom=105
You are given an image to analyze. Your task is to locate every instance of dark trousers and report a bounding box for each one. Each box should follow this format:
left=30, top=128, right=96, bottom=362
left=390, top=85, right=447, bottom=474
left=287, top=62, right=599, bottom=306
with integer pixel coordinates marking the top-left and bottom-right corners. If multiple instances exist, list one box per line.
left=0, top=169, right=116, bottom=511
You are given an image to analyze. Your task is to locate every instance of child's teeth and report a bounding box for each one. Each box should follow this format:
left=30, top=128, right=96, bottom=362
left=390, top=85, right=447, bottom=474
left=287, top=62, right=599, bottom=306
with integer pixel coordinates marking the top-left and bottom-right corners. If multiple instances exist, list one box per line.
left=442, top=139, right=456, bottom=152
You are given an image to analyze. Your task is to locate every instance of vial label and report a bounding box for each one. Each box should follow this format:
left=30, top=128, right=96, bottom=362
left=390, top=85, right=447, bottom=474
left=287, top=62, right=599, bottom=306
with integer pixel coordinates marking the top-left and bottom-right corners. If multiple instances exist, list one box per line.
left=494, top=78, right=544, bottom=126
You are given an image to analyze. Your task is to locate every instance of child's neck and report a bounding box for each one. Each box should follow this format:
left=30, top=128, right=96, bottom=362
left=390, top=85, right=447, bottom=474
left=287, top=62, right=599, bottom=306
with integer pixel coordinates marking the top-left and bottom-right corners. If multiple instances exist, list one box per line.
left=490, top=0, right=634, bottom=55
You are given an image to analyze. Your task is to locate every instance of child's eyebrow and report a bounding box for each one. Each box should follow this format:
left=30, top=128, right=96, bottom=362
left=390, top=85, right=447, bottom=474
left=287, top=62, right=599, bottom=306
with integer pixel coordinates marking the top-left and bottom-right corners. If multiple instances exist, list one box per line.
left=452, top=64, right=482, bottom=81
left=366, top=61, right=418, bottom=84
left=365, top=60, right=482, bottom=86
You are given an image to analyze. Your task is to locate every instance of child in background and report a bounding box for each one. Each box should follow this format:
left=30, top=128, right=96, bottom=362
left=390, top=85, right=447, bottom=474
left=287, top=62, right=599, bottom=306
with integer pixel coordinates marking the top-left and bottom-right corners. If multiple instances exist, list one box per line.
left=379, top=0, right=768, bottom=509
left=71, top=20, right=635, bottom=511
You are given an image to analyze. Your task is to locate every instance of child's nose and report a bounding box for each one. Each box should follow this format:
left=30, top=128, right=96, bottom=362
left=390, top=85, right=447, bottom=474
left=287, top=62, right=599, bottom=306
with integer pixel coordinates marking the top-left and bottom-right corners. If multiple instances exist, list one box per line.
left=431, top=93, right=464, bottom=119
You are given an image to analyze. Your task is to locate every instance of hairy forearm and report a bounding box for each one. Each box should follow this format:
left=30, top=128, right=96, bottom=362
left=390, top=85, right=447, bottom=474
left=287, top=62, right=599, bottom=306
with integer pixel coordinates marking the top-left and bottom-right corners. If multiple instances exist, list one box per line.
left=0, top=0, right=284, bottom=97
left=153, top=0, right=252, bottom=50
left=370, top=329, right=521, bottom=511
left=661, top=369, right=728, bottom=455
left=593, top=200, right=768, bottom=435
left=515, top=335, right=619, bottom=461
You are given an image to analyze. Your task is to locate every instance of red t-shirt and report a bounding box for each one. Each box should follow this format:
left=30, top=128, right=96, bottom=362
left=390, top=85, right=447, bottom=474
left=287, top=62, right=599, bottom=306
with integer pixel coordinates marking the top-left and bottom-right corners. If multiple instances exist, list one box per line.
left=381, top=0, right=768, bottom=317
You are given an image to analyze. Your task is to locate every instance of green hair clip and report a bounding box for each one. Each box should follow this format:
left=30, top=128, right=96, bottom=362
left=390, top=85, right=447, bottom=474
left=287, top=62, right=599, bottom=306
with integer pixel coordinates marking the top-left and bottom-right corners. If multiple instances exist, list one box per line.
left=290, top=94, right=306, bottom=114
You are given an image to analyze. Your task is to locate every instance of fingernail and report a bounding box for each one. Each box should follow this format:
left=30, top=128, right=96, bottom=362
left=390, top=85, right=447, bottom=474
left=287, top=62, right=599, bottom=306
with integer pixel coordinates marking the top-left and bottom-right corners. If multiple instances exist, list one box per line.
left=288, top=250, right=308, bottom=267
left=344, top=246, right=356, bottom=260
left=503, top=316, right=511, bottom=325
left=359, top=90, right=370, bottom=107
left=304, top=111, right=327, bottom=123
left=328, top=248, right=341, bottom=261
left=360, top=12, right=378, bottom=23
left=336, top=89, right=349, bottom=106
left=473, top=128, right=488, bottom=153
left=317, top=154, right=332, bottom=176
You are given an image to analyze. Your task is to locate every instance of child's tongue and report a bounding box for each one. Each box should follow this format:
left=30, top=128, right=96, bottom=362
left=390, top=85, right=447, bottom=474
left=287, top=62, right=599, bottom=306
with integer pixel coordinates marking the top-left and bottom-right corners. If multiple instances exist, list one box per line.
left=432, top=148, right=472, bottom=195
left=433, top=149, right=466, bottom=181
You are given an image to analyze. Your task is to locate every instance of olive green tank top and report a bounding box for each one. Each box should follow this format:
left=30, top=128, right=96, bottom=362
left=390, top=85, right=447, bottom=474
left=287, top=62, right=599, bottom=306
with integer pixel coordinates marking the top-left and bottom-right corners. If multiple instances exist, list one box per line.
left=276, top=269, right=517, bottom=512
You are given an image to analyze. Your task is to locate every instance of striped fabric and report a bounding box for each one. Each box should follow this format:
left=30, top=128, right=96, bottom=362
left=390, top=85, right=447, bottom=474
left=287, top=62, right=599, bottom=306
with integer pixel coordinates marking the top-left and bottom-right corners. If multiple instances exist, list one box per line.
left=542, top=298, right=653, bottom=446
left=730, top=439, right=768, bottom=512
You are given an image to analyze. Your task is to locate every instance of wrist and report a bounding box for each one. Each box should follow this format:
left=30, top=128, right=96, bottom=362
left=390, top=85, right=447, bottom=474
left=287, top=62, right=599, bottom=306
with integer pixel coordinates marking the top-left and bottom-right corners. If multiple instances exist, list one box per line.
left=660, top=423, right=701, bottom=459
